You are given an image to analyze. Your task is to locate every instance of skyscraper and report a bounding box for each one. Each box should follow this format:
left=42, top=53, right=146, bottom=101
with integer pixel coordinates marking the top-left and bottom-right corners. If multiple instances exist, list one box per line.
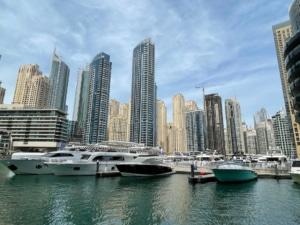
left=156, top=100, right=167, bottom=151
left=108, top=100, right=130, bottom=142
left=272, top=110, right=295, bottom=157
left=72, top=68, right=90, bottom=141
left=254, top=108, right=276, bottom=154
left=245, top=128, right=257, bottom=155
left=283, top=0, right=300, bottom=157
left=27, top=75, right=50, bottom=109
left=130, top=38, right=156, bottom=146
left=166, top=123, right=176, bottom=154
left=0, top=81, right=5, bottom=104
left=84, top=53, right=112, bottom=144
left=48, top=50, right=70, bottom=112
left=185, top=100, right=198, bottom=112
left=172, top=94, right=187, bottom=151
left=186, top=110, right=205, bottom=152
left=205, top=94, right=225, bottom=154
left=13, top=64, right=41, bottom=104
left=109, top=99, right=120, bottom=119
left=272, top=21, right=297, bottom=158
left=12, top=64, right=49, bottom=108
left=225, top=98, right=244, bottom=155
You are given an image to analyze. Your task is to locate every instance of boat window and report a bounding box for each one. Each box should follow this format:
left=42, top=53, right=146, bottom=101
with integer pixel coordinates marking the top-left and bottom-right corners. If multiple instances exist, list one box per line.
left=292, top=161, right=300, bottom=167
left=93, top=156, right=104, bottom=161
left=50, top=153, right=74, bottom=157
left=112, top=156, right=124, bottom=161
left=267, top=157, right=279, bottom=162
left=81, top=154, right=91, bottom=160
left=92, top=156, right=125, bottom=161
left=79, top=149, right=86, bottom=152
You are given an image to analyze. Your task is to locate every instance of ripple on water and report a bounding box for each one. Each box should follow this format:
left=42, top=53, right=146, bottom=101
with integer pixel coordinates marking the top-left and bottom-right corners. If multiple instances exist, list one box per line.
left=0, top=175, right=300, bottom=225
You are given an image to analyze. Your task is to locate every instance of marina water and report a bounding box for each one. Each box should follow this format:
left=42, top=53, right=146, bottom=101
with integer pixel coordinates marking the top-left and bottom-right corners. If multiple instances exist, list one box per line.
left=0, top=175, right=300, bottom=225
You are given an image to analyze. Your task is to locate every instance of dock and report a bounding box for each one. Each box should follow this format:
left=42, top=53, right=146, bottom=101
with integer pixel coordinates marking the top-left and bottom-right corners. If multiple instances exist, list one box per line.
left=188, top=174, right=216, bottom=184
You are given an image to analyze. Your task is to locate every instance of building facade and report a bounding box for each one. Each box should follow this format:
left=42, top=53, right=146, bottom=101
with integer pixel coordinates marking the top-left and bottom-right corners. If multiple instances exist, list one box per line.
left=166, top=123, right=176, bottom=154
left=0, top=81, right=5, bottom=104
left=273, top=20, right=298, bottom=158
left=108, top=100, right=130, bottom=142
left=13, top=64, right=41, bottom=105
left=27, top=75, right=50, bottom=109
left=272, top=110, right=295, bottom=157
left=245, top=128, right=257, bottom=155
left=48, top=51, right=70, bottom=112
left=0, top=104, right=68, bottom=151
left=254, top=109, right=276, bottom=154
left=156, top=100, right=167, bottom=151
left=84, top=53, right=112, bottom=144
left=12, top=64, right=49, bottom=109
left=185, top=110, right=205, bottom=152
left=130, top=38, right=156, bottom=146
left=225, top=98, right=245, bottom=155
left=185, top=100, right=198, bottom=112
left=172, top=94, right=187, bottom=152
left=72, top=68, right=90, bottom=141
left=205, top=94, right=225, bottom=154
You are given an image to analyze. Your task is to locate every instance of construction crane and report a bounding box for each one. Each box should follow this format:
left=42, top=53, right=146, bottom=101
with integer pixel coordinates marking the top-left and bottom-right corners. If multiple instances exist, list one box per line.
left=195, top=82, right=225, bottom=111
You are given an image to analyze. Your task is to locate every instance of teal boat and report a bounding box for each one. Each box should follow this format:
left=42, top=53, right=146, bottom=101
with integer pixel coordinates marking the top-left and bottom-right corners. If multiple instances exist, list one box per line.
left=213, top=163, right=257, bottom=183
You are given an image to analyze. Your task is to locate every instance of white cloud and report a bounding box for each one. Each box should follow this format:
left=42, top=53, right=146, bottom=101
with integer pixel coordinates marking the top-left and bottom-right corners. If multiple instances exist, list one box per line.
left=0, top=0, right=290, bottom=127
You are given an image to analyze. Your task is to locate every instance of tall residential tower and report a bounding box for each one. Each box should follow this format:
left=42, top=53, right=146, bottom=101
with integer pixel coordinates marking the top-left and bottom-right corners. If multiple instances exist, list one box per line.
left=273, top=21, right=297, bottom=158
left=72, top=68, right=90, bottom=141
left=48, top=50, right=70, bottom=112
left=130, top=38, right=156, bottom=146
left=84, top=53, right=112, bottom=144
left=12, top=64, right=49, bottom=108
left=205, top=94, right=225, bottom=154
left=173, top=94, right=187, bottom=151
left=225, top=98, right=245, bottom=155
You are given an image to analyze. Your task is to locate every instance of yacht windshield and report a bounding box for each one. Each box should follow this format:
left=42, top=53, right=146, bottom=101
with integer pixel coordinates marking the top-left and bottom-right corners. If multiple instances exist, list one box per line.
left=81, top=154, right=91, bottom=160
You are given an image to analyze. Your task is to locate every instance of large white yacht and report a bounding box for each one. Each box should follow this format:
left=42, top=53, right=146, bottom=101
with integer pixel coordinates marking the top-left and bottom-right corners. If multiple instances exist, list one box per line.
left=0, top=148, right=87, bottom=175
left=291, top=159, right=300, bottom=184
left=45, top=151, right=140, bottom=176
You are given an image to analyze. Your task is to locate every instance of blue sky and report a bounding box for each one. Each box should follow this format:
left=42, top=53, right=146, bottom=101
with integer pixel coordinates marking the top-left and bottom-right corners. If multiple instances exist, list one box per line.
left=0, top=0, right=292, bottom=126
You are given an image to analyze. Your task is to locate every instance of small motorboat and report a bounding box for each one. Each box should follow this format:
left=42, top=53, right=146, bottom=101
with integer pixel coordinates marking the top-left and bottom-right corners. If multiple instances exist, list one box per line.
left=212, top=163, right=257, bottom=183
left=116, top=156, right=175, bottom=177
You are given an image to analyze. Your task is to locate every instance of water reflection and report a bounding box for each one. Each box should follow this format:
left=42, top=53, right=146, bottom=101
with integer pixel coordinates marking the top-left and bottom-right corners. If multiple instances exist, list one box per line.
left=0, top=175, right=300, bottom=225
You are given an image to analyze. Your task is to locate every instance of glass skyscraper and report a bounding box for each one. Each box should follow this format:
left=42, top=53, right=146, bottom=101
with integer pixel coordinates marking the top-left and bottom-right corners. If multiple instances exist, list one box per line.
left=72, top=68, right=90, bottom=141
left=130, top=38, right=156, bottom=147
left=84, top=53, right=111, bottom=144
left=186, top=110, right=206, bottom=152
left=48, top=50, right=70, bottom=112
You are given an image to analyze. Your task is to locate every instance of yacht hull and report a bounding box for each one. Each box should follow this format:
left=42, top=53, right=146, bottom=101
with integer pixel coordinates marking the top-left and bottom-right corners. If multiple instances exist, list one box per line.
left=0, top=159, right=52, bottom=175
left=46, top=162, right=120, bottom=176
left=291, top=173, right=300, bottom=184
left=116, top=164, right=174, bottom=177
left=213, top=168, right=257, bottom=183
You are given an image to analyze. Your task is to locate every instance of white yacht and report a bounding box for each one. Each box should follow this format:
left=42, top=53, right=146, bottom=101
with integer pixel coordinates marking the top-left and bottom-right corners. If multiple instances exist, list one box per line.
left=45, top=152, right=140, bottom=176
left=116, top=156, right=175, bottom=177
left=256, top=150, right=288, bottom=164
left=0, top=149, right=86, bottom=175
left=291, top=159, right=300, bottom=184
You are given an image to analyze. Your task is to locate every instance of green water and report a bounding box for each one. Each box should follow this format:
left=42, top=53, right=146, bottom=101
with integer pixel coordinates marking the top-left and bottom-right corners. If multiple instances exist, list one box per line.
left=0, top=175, right=300, bottom=225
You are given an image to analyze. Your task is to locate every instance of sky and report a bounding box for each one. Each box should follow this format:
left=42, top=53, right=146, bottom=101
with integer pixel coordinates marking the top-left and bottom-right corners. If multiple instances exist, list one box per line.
left=0, top=0, right=292, bottom=126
